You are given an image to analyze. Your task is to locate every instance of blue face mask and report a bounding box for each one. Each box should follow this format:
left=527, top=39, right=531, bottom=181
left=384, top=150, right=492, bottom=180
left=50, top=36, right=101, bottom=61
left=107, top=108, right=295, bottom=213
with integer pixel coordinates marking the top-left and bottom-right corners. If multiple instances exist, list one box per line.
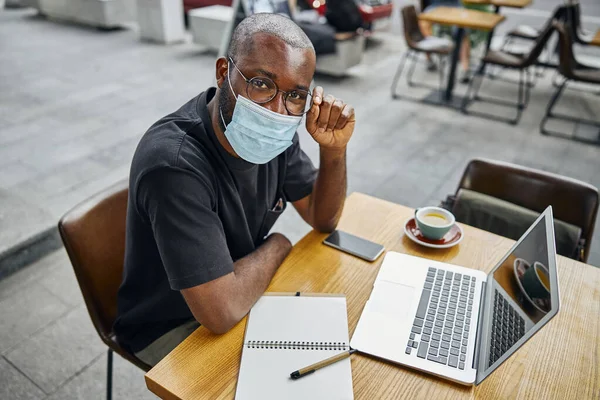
left=220, top=73, right=302, bottom=165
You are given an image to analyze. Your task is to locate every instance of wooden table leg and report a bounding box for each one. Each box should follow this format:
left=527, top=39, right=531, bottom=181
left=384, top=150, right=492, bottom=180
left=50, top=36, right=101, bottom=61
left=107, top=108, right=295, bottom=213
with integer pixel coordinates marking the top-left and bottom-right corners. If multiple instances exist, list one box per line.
left=445, top=27, right=465, bottom=101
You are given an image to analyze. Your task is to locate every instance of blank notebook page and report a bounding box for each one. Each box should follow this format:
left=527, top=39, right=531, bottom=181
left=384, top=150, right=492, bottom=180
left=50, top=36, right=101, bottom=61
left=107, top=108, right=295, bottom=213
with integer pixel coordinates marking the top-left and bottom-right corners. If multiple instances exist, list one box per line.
left=235, top=295, right=353, bottom=400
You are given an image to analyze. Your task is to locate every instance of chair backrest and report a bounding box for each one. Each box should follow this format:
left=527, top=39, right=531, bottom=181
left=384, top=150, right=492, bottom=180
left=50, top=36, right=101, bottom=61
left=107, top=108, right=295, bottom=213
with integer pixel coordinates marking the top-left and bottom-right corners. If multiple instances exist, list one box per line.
left=553, top=21, right=577, bottom=79
left=570, top=2, right=587, bottom=42
left=521, top=19, right=555, bottom=67
left=454, top=158, right=599, bottom=262
left=401, top=5, right=424, bottom=49
left=550, top=3, right=569, bottom=22
left=58, top=180, right=128, bottom=340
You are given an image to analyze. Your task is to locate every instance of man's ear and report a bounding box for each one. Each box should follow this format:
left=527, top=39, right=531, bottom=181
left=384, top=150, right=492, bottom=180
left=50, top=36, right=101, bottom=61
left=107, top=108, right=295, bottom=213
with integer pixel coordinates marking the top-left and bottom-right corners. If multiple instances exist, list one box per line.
left=215, top=57, right=228, bottom=89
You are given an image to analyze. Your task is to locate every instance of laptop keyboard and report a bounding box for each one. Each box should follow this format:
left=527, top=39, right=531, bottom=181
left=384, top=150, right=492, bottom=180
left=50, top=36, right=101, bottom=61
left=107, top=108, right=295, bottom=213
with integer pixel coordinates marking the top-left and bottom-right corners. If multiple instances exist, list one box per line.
left=489, top=289, right=526, bottom=365
left=405, top=267, right=476, bottom=370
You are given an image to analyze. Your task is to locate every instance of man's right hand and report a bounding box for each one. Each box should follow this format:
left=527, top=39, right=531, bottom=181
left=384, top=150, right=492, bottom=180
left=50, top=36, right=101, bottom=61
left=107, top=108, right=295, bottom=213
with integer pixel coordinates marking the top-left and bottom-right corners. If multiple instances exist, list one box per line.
left=181, top=231, right=292, bottom=334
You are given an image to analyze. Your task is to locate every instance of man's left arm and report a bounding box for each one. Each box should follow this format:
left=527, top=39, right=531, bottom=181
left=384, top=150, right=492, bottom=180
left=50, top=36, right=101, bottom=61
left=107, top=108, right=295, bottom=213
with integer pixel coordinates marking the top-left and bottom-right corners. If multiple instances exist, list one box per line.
left=293, top=87, right=355, bottom=232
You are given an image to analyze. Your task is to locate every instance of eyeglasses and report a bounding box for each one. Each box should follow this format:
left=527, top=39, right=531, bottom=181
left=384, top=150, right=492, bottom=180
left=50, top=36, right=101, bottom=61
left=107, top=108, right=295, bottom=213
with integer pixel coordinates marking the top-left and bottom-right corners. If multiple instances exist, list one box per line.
left=228, top=57, right=312, bottom=116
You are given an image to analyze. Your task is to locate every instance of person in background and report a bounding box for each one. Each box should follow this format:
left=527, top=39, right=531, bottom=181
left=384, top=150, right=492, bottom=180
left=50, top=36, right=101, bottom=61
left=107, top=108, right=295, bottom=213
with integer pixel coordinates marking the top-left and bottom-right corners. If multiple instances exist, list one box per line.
left=420, top=0, right=472, bottom=83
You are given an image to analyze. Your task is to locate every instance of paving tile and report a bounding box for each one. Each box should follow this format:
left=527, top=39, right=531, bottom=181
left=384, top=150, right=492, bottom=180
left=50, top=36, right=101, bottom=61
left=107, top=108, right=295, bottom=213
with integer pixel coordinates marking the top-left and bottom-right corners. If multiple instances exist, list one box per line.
left=0, top=189, right=56, bottom=258
left=0, top=282, right=69, bottom=355
left=0, top=249, right=65, bottom=303
left=47, top=351, right=157, bottom=400
left=372, top=168, right=443, bottom=209
left=0, top=116, right=62, bottom=147
left=0, top=161, right=39, bottom=189
left=5, top=306, right=105, bottom=394
left=0, top=357, right=45, bottom=400
left=37, top=252, right=83, bottom=307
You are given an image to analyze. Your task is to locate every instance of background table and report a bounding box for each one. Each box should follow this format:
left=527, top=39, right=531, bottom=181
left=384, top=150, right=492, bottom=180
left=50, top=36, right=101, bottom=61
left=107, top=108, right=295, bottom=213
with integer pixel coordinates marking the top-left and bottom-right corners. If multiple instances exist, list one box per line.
left=462, top=0, right=532, bottom=9
left=419, top=7, right=505, bottom=103
left=146, top=193, right=600, bottom=399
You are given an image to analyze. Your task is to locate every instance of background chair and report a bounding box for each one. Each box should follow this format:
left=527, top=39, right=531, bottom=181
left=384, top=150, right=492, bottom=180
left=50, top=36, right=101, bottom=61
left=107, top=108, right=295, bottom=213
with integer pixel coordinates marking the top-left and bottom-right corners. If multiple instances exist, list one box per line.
left=441, top=158, right=599, bottom=263
left=540, top=22, right=600, bottom=145
left=391, top=5, right=453, bottom=101
left=501, top=4, right=567, bottom=50
left=496, top=4, right=568, bottom=84
left=568, top=0, right=595, bottom=45
left=58, top=181, right=151, bottom=400
left=461, top=21, right=555, bottom=125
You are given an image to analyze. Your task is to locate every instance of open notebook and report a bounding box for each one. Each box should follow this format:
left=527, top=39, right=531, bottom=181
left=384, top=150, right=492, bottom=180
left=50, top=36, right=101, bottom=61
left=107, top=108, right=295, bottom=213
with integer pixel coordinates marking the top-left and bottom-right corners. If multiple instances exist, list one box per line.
left=235, top=293, right=354, bottom=400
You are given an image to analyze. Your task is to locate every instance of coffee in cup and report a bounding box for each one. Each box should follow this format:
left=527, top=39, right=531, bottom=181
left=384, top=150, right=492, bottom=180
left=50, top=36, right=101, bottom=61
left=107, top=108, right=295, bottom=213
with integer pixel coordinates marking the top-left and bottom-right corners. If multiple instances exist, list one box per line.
left=415, top=207, right=456, bottom=240
left=522, top=261, right=550, bottom=299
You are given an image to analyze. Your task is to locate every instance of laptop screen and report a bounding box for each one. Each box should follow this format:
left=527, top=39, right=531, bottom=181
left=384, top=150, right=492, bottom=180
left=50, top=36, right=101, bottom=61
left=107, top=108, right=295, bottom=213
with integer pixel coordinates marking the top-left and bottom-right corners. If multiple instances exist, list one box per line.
left=476, top=207, right=559, bottom=384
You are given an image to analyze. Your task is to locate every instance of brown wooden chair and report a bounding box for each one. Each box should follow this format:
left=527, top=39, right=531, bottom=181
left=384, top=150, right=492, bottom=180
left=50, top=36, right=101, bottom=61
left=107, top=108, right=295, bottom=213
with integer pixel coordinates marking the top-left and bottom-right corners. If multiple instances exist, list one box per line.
left=540, top=22, right=600, bottom=145
left=58, top=180, right=151, bottom=400
left=391, top=5, right=453, bottom=101
left=441, top=158, right=599, bottom=263
left=461, top=19, right=556, bottom=125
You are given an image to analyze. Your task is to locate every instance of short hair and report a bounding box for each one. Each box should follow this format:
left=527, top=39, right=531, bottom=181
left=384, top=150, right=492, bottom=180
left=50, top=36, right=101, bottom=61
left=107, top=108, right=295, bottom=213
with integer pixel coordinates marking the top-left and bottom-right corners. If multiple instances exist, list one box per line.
left=228, top=13, right=314, bottom=60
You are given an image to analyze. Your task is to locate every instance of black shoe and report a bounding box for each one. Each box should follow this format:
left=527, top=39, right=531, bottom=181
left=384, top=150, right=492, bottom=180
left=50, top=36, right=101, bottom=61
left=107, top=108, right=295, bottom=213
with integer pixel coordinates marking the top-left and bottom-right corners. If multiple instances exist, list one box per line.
left=427, top=59, right=438, bottom=72
left=460, top=70, right=471, bottom=84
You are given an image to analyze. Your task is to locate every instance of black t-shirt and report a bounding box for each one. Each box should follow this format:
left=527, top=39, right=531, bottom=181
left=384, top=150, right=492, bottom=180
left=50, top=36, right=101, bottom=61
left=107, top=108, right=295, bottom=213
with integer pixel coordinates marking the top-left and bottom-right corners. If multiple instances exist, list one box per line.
left=114, top=88, right=318, bottom=353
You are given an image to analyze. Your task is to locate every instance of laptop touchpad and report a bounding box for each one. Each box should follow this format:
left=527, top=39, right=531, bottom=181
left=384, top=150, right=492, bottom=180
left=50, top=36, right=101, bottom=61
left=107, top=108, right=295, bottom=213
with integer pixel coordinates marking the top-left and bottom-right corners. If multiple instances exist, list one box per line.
left=369, top=280, right=415, bottom=321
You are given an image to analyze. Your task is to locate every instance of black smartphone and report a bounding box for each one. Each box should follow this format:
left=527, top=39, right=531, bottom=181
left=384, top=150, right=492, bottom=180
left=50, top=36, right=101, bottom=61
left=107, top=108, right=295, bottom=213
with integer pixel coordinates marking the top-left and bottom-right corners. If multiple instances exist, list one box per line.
left=323, top=230, right=385, bottom=262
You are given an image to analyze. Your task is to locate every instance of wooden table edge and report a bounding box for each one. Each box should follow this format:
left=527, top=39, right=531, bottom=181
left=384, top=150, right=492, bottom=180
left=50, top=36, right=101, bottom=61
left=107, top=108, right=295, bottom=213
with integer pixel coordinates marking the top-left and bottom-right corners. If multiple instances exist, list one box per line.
left=146, top=374, right=181, bottom=400
left=418, top=7, right=505, bottom=31
left=461, top=0, right=532, bottom=8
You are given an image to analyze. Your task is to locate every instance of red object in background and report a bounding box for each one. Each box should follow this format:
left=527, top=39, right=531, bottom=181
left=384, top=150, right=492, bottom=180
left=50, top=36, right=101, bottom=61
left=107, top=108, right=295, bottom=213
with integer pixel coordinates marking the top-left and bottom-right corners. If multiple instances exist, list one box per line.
left=183, top=0, right=232, bottom=12
left=358, top=3, right=392, bottom=23
left=309, top=1, right=392, bottom=23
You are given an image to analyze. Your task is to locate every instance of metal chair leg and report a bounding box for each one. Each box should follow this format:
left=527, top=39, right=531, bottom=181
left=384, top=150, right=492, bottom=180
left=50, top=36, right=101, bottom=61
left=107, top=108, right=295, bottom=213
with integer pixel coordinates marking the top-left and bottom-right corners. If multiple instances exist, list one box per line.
left=406, top=52, right=419, bottom=87
left=461, top=66, right=484, bottom=112
left=391, top=51, right=409, bottom=99
left=540, top=79, right=568, bottom=135
left=512, top=69, right=525, bottom=125
left=438, top=54, right=446, bottom=102
left=540, top=77, right=600, bottom=145
left=524, top=68, right=532, bottom=107
left=462, top=62, right=530, bottom=125
left=107, top=349, right=113, bottom=400
left=471, top=69, right=486, bottom=101
left=551, top=69, right=563, bottom=88
left=500, top=36, right=513, bottom=52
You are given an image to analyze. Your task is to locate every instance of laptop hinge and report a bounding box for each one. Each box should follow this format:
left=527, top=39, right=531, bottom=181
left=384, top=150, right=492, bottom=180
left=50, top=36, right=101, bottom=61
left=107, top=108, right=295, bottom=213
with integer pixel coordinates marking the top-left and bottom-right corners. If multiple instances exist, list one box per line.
left=472, top=280, right=487, bottom=373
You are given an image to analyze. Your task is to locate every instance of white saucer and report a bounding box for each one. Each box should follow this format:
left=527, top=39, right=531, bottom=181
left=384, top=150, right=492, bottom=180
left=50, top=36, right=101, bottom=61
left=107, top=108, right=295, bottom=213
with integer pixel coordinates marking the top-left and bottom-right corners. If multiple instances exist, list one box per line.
left=404, top=217, right=464, bottom=249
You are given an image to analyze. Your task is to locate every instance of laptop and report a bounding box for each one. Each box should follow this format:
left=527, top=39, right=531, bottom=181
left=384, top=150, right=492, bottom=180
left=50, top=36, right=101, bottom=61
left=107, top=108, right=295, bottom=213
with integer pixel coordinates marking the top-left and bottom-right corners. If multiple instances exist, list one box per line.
left=350, top=206, right=560, bottom=385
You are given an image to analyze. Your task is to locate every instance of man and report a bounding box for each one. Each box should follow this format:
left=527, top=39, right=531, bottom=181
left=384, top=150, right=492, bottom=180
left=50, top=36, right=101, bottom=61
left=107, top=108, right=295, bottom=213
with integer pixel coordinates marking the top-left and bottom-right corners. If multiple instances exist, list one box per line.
left=114, top=13, right=355, bottom=367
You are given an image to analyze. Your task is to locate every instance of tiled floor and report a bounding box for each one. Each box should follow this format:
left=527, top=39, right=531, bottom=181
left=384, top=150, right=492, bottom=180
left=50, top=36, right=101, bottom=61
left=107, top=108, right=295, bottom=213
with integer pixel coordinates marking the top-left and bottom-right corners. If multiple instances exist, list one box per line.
left=1, top=3, right=600, bottom=400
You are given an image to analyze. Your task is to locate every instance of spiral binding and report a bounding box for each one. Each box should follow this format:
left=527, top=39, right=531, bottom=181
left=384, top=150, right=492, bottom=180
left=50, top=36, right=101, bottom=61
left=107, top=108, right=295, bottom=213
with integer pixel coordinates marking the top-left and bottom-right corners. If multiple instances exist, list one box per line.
left=245, top=341, right=349, bottom=350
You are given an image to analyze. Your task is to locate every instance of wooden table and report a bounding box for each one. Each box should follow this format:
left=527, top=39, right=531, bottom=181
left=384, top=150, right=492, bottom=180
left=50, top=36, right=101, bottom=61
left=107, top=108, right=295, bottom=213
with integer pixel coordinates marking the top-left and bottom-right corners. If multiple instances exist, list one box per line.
left=419, top=7, right=505, bottom=102
left=145, top=193, right=600, bottom=399
left=592, top=29, right=600, bottom=47
left=462, top=0, right=532, bottom=8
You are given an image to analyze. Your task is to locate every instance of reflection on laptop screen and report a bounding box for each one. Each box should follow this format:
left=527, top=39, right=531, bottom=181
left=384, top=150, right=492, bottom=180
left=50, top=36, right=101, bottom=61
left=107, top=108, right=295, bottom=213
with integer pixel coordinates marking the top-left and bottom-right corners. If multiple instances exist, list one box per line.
left=485, top=216, right=553, bottom=369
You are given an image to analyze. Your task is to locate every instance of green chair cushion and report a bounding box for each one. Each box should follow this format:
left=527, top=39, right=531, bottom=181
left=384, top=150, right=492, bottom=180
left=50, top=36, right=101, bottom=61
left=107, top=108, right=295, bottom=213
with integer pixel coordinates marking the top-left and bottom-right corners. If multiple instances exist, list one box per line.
left=451, top=189, right=582, bottom=259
